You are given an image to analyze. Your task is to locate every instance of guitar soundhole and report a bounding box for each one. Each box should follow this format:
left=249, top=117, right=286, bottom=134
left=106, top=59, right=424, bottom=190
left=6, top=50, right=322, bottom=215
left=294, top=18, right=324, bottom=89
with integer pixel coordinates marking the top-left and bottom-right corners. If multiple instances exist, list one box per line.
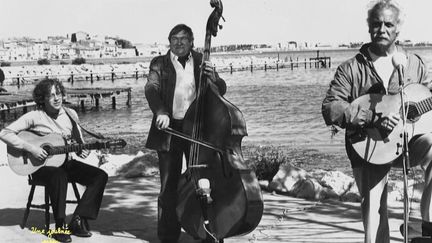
left=404, top=103, right=420, bottom=123
left=42, top=145, right=53, bottom=155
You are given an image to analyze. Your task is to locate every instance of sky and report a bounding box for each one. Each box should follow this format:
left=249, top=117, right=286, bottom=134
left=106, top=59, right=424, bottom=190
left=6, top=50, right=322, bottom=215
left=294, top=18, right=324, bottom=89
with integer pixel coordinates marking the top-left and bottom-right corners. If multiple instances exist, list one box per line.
left=0, top=0, right=431, bottom=47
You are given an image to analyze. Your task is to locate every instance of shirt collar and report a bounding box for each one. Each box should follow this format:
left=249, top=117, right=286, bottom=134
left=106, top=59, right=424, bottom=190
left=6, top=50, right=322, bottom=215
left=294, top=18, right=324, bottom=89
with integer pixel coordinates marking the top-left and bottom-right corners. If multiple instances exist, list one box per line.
left=170, top=51, right=192, bottom=63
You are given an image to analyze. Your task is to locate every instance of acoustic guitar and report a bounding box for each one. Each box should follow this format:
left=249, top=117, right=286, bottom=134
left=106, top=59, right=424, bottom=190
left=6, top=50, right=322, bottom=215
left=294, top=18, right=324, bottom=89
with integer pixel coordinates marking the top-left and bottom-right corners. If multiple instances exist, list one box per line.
left=7, top=131, right=126, bottom=175
left=349, top=83, right=432, bottom=165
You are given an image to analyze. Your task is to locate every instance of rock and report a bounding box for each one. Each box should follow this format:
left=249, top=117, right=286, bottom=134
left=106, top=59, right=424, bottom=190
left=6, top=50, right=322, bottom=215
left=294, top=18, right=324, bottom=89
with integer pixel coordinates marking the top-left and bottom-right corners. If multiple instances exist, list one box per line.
left=340, top=182, right=361, bottom=202
left=268, top=163, right=307, bottom=193
left=292, top=178, right=325, bottom=200
left=117, top=151, right=159, bottom=178
left=320, top=171, right=354, bottom=196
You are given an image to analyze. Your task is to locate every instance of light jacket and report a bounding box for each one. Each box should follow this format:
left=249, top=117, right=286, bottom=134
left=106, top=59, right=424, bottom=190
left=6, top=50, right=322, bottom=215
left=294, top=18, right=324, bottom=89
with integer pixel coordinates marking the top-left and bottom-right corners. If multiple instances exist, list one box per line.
left=321, top=43, right=430, bottom=166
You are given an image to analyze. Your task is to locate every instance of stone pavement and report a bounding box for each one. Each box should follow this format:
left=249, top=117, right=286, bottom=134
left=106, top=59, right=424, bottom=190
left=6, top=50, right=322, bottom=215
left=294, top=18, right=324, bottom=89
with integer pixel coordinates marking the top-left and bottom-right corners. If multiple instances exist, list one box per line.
left=0, top=165, right=419, bottom=243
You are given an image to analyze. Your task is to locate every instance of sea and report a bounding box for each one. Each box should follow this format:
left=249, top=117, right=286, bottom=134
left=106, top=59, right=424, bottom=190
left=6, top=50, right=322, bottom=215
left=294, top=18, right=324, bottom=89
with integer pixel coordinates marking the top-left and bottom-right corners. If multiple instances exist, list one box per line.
left=3, top=47, right=432, bottom=174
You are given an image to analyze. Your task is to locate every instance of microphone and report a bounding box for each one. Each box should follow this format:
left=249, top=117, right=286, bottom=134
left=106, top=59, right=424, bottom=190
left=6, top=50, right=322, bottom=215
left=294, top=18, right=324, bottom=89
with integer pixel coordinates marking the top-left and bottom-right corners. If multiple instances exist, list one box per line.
left=392, top=52, right=407, bottom=86
left=197, top=178, right=212, bottom=225
left=197, top=178, right=213, bottom=204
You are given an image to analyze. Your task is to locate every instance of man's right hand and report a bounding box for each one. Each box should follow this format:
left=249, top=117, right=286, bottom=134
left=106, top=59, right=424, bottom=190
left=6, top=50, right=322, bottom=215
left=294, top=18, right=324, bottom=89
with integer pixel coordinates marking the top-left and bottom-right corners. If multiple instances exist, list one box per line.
left=156, top=114, right=170, bottom=130
left=373, top=112, right=400, bottom=132
left=28, top=145, right=48, bottom=161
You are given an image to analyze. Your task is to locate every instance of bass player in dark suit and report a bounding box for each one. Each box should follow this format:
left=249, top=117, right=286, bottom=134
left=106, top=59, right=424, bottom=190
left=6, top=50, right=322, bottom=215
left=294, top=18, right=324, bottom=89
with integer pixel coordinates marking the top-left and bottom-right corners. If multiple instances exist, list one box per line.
left=321, top=1, right=432, bottom=242
left=145, top=23, right=226, bottom=243
left=0, top=78, right=108, bottom=243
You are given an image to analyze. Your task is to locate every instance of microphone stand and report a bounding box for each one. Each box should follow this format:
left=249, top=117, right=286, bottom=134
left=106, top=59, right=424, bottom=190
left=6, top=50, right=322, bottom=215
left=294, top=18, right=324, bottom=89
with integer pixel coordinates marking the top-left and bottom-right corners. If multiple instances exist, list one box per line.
left=397, top=65, right=410, bottom=243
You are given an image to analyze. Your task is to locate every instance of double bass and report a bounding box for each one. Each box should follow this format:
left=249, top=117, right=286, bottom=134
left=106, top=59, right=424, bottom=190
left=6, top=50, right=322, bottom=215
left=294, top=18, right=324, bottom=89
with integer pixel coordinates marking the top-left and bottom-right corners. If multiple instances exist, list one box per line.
left=164, top=0, right=263, bottom=241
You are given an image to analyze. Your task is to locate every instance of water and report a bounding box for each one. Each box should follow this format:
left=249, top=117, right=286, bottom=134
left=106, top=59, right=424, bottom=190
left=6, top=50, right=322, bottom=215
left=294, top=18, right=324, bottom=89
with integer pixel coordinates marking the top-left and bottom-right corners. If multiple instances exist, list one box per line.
left=4, top=47, right=432, bottom=174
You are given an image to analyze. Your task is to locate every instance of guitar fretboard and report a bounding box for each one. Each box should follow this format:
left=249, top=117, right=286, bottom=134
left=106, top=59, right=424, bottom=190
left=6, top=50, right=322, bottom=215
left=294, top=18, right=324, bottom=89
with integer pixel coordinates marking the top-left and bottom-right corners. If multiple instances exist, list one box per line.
left=49, top=143, right=107, bottom=155
left=415, top=96, right=432, bottom=115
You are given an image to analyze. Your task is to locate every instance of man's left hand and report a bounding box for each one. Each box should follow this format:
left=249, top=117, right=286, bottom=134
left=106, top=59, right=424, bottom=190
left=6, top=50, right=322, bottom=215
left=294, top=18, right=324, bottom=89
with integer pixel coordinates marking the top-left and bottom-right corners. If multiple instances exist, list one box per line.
left=202, top=61, right=217, bottom=83
left=77, top=149, right=90, bottom=159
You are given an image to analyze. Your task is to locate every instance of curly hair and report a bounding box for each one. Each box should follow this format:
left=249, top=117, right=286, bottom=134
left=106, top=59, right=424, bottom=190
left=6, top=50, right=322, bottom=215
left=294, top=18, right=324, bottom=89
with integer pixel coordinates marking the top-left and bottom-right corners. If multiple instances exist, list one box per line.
left=33, top=78, right=66, bottom=109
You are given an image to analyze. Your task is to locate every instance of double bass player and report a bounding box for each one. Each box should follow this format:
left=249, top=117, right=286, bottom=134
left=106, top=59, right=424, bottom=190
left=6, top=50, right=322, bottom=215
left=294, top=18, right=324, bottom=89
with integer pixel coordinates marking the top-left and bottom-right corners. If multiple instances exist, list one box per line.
left=144, top=23, right=226, bottom=243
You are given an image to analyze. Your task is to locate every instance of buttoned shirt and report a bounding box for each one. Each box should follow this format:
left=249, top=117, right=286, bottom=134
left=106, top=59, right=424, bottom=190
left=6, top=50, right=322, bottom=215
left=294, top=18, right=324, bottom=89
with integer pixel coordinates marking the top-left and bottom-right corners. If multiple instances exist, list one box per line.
left=170, top=52, right=196, bottom=119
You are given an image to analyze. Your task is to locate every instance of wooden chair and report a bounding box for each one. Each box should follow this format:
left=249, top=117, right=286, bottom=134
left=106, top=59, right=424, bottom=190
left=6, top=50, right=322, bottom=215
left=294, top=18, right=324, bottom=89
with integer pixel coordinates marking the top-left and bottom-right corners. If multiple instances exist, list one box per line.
left=21, top=175, right=82, bottom=232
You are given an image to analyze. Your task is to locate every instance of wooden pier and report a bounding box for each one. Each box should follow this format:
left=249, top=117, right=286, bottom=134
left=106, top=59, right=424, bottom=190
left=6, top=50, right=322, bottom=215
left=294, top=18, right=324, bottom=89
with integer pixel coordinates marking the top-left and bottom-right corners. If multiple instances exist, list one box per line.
left=66, top=87, right=132, bottom=110
left=0, top=87, right=131, bottom=124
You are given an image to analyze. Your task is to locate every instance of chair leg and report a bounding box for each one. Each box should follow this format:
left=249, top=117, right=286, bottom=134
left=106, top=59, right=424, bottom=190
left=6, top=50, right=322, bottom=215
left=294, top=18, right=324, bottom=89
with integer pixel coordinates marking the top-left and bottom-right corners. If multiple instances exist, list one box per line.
left=71, top=182, right=81, bottom=201
left=21, top=185, right=36, bottom=229
left=44, top=187, right=50, bottom=232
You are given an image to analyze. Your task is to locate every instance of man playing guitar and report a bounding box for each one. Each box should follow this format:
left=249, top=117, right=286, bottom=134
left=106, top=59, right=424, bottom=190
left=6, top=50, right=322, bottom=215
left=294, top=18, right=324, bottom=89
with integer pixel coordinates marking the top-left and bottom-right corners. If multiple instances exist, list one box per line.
left=0, top=78, right=108, bottom=243
left=322, top=1, right=432, bottom=242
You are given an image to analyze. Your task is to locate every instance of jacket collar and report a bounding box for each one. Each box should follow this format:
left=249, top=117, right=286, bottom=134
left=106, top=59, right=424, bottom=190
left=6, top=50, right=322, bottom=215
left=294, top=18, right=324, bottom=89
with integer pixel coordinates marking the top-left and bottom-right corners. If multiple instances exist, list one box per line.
left=358, top=43, right=407, bottom=63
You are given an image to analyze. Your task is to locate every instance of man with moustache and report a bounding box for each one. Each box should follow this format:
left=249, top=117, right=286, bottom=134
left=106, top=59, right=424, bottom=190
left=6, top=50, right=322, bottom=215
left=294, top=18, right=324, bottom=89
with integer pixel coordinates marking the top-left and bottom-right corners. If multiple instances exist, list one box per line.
left=322, top=0, right=432, bottom=242
left=145, top=23, right=226, bottom=243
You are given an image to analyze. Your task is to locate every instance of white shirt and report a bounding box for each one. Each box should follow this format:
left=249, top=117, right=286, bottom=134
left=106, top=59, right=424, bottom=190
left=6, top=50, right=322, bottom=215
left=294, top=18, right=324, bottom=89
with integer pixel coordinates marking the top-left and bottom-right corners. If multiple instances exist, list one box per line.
left=170, top=52, right=196, bottom=119
left=368, top=48, right=396, bottom=93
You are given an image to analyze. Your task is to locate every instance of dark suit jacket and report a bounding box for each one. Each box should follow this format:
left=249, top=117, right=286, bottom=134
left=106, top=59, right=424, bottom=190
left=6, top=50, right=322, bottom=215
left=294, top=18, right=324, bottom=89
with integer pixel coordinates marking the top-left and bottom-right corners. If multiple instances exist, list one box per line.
left=144, top=50, right=227, bottom=151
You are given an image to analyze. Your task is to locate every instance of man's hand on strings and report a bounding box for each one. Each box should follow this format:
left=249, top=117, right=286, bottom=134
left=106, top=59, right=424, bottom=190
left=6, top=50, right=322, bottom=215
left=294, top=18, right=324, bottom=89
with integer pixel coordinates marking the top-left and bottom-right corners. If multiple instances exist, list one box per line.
left=203, top=61, right=217, bottom=83
left=156, top=114, right=170, bottom=130
left=28, top=145, right=48, bottom=161
left=76, top=149, right=90, bottom=159
left=374, top=112, right=400, bottom=132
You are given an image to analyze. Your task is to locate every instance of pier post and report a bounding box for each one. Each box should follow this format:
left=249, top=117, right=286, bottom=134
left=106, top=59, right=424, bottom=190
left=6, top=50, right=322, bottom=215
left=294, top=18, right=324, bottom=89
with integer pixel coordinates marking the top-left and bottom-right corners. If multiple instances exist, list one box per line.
left=90, top=70, right=93, bottom=83
left=17, top=75, right=21, bottom=89
left=112, top=96, right=116, bottom=109
left=127, top=89, right=131, bottom=107
left=111, top=68, right=115, bottom=82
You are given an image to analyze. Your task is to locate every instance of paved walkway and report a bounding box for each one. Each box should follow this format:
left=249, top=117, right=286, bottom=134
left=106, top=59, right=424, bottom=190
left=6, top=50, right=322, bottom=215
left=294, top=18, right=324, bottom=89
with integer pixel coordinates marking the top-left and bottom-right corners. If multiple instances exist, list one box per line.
left=0, top=165, right=419, bottom=243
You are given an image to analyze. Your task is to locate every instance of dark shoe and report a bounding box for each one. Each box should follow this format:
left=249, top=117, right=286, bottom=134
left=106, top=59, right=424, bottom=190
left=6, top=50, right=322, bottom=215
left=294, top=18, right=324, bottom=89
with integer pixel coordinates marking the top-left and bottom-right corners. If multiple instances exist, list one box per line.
left=400, top=222, right=424, bottom=238
left=52, top=231, right=72, bottom=243
left=422, top=221, right=432, bottom=237
left=68, top=215, right=92, bottom=237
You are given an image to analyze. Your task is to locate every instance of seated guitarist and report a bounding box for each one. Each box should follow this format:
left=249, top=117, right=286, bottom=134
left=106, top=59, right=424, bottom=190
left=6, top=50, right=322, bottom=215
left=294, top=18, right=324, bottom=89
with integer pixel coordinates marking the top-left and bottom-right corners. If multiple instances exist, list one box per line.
left=0, top=78, right=108, bottom=243
left=322, top=1, right=432, bottom=242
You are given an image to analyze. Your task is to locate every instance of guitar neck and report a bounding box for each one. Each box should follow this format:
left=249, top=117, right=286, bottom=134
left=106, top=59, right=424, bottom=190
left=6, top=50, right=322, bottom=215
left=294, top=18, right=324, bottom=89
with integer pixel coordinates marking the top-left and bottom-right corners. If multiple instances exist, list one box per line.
left=416, top=96, right=432, bottom=115
left=49, top=143, right=105, bottom=155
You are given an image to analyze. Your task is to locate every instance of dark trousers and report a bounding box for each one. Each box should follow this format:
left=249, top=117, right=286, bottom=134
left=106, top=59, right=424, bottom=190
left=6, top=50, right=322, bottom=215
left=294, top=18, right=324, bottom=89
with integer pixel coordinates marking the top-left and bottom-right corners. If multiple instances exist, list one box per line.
left=32, top=159, right=108, bottom=222
left=157, top=119, right=190, bottom=242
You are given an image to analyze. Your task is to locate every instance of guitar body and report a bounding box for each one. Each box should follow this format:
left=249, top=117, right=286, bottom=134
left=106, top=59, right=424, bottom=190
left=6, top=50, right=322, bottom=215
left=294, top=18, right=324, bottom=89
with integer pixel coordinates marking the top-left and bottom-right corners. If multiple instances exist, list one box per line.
left=7, top=131, right=126, bottom=175
left=7, top=131, right=67, bottom=176
left=350, top=83, right=432, bottom=165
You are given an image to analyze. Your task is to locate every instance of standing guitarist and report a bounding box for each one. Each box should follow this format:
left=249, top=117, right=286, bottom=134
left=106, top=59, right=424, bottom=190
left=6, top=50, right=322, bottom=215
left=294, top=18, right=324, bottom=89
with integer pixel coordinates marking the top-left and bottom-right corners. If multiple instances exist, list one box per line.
left=0, top=78, right=108, bottom=243
left=322, top=1, right=432, bottom=242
